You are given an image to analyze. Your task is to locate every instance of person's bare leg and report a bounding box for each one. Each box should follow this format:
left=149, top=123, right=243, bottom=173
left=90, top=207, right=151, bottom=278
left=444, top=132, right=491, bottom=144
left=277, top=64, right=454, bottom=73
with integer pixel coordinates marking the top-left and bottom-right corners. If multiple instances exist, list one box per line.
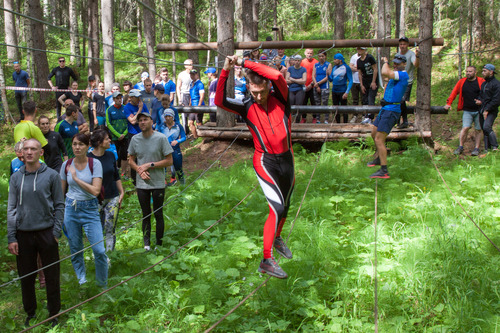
left=474, top=129, right=482, bottom=149
left=188, top=120, right=198, bottom=139
left=375, top=132, right=388, bottom=165
left=371, top=125, right=380, bottom=159
left=459, top=127, right=470, bottom=147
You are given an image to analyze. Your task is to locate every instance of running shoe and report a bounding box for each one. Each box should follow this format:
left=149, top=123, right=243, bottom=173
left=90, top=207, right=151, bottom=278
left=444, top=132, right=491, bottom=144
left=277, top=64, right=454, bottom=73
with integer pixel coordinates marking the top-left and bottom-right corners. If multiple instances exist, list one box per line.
left=397, top=122, right=409, bottom=129
left=471, top=148, right=480, bottom=156
left=454, top=146, right=464, bottom=155
left=350, top=115, right=358, bottom=123
left=370, top=169, right=390, bottom=179
left=258, top=258, right=288, bottom=279
left=324, top=120, right=329, bottom=124
left=144, top=245, right=151, bottom=251
left=361, top=117, right=372, bottom=125
left=367, top=157, right=381, bottom=167
left=274, top=237, right=293, bottom=259
left=167, top=178, right=177, bottom=187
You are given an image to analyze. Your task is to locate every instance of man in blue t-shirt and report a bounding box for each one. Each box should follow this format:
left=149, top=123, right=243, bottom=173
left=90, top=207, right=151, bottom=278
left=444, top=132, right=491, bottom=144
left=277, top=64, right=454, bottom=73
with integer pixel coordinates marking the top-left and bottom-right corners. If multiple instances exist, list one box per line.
left=329, top=53, right=353, bottom=123
left=188, top=69, right=205, bottom=139
left=368, top=54, right=409, bottom=179
left=124, top=89, right=148, bottom=137
left=56, top=104, right=80, bottom=158
left=12, top=62, right=31, bottom=120
left=312, top=50, right=332, bottom=124
left=159, top=68, right=176, bottom=106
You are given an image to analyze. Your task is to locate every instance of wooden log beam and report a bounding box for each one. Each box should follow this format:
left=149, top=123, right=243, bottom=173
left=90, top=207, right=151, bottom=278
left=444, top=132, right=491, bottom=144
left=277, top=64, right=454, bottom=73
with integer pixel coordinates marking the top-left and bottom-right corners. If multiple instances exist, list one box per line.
left=157, top=38, right=444, bottom=52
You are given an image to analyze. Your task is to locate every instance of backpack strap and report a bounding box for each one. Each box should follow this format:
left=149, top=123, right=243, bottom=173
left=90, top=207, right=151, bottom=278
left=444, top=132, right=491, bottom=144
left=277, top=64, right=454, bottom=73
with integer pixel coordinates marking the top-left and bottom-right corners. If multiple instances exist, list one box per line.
left=88, top=157, right=94, bottom=174
left=64, top=158, right=74, bottom=176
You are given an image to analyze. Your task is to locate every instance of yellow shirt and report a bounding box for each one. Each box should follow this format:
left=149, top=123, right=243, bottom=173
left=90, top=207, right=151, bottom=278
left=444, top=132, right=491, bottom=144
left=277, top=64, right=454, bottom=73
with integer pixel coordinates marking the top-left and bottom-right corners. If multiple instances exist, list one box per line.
left=13, top=120, right=48, bottom=147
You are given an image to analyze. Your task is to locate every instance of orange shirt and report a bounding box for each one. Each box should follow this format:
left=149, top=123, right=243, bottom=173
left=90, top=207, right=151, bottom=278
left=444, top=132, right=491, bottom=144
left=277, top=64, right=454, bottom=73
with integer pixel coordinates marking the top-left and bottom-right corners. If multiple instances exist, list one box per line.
left=301, top=58, right=318, bottom=86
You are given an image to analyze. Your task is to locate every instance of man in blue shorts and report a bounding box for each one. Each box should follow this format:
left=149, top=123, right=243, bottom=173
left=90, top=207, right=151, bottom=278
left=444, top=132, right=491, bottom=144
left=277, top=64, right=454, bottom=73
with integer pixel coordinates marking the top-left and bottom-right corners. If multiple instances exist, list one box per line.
left=367, top=54, right=409, bottom=179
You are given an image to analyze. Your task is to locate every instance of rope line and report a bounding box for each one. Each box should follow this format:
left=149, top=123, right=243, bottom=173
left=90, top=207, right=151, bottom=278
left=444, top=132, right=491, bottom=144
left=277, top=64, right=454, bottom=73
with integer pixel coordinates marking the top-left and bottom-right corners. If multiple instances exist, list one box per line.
left=373, top=180, right=379, bottom=333
left=205, top=109, right=338, bottom=332
left=19, top=185, right=258, bottom=332
left=0, top=6, right=179, bottom=68
left=0, top=129, right=245, bottom=289
left=135, top=0, right=228, bottom=60
left=414, top=124, right=500, bottom=253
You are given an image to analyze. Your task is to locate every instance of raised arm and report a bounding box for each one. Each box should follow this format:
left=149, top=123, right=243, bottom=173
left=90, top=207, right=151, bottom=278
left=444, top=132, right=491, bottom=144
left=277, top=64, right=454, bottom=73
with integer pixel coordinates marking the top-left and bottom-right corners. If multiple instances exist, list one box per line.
left=214, top=56, right=246, bottom=115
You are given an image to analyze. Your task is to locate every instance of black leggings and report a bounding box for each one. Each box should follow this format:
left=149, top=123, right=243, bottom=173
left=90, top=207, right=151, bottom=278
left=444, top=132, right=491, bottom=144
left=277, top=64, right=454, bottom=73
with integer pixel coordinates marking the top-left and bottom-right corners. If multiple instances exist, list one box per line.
left=136, top=188, right=165, bottom=246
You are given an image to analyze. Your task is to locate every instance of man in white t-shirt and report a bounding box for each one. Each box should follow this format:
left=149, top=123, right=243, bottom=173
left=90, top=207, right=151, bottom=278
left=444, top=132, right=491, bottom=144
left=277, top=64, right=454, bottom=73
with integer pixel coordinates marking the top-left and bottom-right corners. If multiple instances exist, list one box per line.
left=349, top=48, right=363, bottom=122
left=176, top=59, right=193, bottom=132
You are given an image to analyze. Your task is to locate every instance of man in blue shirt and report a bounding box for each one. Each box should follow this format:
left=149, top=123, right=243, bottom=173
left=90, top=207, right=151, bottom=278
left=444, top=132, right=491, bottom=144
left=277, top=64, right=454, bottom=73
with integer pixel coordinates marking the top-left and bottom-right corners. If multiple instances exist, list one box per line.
left=312, top=50, right=332, bottom=124
left=12, top=62, right=31, bottom=120
left=368, top=54, right=409, bottom=179
left=159, top=68, right=176, bottom=106
left=56, top=104, right=80, bottom=158
left=134, top=72, right=149, bottom=90
left=329, top=53, right=353, bottom=123
left=188, top=69, right=205, bottom=139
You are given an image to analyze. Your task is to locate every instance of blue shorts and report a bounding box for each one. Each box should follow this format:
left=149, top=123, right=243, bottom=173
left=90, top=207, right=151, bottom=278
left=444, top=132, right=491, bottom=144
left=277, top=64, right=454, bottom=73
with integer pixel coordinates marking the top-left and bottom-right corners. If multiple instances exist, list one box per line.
left=462, top=110, right=481, bottom=130
left=373, top=109, right=400, bottom=134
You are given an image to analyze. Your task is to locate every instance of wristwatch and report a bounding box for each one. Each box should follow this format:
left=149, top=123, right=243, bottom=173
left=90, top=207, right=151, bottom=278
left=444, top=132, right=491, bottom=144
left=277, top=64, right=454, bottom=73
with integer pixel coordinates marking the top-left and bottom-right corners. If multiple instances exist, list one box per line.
left=150, top=162, right=155, bottom=168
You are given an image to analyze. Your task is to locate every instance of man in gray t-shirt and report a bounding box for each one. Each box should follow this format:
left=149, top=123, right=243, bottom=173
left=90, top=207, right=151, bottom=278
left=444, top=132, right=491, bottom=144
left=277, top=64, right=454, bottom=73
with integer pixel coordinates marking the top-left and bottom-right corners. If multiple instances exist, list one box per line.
left=395, top=36, right=420, bottom=128
left=128, top=112, right=173, bottom=251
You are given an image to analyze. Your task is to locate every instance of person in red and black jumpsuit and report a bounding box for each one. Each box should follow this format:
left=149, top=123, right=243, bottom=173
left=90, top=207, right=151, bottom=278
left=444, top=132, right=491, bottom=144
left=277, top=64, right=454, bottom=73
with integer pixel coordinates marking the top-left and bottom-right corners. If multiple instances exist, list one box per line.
left=215, top=55, right=295, bottom=279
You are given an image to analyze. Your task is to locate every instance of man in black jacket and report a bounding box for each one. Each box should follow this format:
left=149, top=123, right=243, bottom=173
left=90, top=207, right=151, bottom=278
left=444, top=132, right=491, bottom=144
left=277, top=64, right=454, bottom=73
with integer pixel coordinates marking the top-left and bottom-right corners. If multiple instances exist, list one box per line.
left=476, top=64, right=500, bottom=152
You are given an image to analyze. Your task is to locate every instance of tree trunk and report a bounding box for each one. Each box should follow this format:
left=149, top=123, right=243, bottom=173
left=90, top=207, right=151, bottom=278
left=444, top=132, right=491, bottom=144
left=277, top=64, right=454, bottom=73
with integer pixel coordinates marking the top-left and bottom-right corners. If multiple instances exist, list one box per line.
left=24, top=0, right=35, bottom=100
left=4, top=0, right=20, bottom=62
left=206, top=0, right=213, bottom=67
left=376, top=0, right=391, bottom=58
left=252, top=0, right=260, bottom=40
left=101, top=0, right=115, bottom=91
left=49, top=0, right=56, bottom=24
left=334, top=0, right=345, bottom=39
left=185, top=0, right=199, bottom=64
left=0, top=61, right=14, bottom=124
left=143, top=0, right=156, bottom=78
left=416, top=0, right=434, bottom=132
left=235, top=0, right=243, bottom=42
left=170, top=0, right=178, bottom=103
left=217, top=0, right=235, bottom=128
left=27, top=0, right=51, bottom=100
left=472, top=0, right=485, bottom=46
left=241, top=0, right=254, bottom=42
left=88, top=0, right=100, bottom=81
left=69, top=0, right=81, bottom=67
left=137, top=5, right=143, bottom=49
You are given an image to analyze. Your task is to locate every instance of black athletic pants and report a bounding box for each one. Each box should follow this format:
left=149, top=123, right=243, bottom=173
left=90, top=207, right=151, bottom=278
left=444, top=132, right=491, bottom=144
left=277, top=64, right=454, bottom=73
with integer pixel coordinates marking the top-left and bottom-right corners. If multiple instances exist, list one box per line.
left=16, top=228, right=60, bottom=317
left=136, top=188, right=166, bottom=247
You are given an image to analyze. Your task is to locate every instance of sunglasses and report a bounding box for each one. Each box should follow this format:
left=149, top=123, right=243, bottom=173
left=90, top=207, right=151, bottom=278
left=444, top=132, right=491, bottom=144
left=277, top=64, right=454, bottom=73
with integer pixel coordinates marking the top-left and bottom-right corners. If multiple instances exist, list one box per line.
left=59, top=60, right=65, bottom=63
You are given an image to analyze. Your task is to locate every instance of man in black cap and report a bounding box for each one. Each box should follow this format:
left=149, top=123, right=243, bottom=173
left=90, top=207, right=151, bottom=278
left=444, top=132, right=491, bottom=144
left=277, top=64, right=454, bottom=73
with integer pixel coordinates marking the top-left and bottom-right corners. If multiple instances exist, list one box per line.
left=476, top=64, right=500, bottom=152
left=395, top=37, right=419, bottom=129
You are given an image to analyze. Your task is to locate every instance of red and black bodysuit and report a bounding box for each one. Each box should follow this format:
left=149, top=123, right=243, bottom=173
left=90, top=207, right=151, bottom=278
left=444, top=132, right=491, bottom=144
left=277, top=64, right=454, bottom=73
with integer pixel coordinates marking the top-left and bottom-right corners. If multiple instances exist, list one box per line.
left=215, top=60, right=295, bottom=259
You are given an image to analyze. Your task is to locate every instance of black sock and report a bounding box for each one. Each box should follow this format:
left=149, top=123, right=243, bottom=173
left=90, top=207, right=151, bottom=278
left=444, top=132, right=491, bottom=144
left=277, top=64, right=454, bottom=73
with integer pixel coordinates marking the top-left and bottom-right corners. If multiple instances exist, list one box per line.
left=381, top=165, right=388, bottom=173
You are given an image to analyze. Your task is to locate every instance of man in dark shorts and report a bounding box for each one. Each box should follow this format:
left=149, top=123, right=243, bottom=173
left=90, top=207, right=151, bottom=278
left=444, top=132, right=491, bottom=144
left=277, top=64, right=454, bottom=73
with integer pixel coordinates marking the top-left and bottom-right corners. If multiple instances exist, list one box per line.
left=215, top=55, right=295, bottom=279
left=47, top=57, right=78, bottom=119
left=367, top=54, right=409, bottom=179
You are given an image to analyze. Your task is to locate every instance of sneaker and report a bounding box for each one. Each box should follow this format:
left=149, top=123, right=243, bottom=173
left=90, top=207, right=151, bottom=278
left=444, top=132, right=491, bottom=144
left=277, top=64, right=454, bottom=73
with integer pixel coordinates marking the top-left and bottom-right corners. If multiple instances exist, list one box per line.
left=397, top=122, right=409, bottom=129
left=274, top=237, right=293, bottom=259
left=367, top=157, right=381, bottom=167
left=144, top=245, right=151, bottom=251
left=453, top=146, right=464, bottom=155
left=361, top=117, right=372, bottom=125
left=493, top=147, right=499, bottom=152
left=167, top=178, right=177, bottom=187
left=258, top=258, right=288, bottom=279
left=350, top=115, right=358, bottom=123
left=471, top=148, right=480, bottom=156
left=312, top=118, right=317, bottom=124
left=25, top=315, right=35, bottom=327
left=50, top=317, right=59, bottom=328
left=300, top=118, right=306, bottom=124
left=370, top=168, right=390, bottom=179
left=324, top=120, right=329, bottom=124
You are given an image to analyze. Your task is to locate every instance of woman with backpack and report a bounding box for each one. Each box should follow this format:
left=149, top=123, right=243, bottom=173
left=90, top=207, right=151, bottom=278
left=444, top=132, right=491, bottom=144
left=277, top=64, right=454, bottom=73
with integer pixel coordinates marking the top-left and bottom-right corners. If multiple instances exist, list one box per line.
left=60, top=133, right=108, bottom=288
left=88, top=129, right=124, bottom=252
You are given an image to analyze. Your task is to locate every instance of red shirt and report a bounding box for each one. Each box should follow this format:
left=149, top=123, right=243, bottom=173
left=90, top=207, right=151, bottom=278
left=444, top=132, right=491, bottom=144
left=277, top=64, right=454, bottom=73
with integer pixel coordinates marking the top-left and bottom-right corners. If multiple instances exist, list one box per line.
left=301, top=58, right=319, bottom=86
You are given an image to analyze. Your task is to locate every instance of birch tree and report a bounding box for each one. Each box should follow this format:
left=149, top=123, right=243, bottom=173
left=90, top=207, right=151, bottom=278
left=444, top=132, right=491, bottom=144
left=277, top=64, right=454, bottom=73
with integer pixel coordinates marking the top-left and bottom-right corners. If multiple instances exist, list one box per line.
left=101, top=0, right=115, bottom=90
left=4, top=0, right=20, bottom=62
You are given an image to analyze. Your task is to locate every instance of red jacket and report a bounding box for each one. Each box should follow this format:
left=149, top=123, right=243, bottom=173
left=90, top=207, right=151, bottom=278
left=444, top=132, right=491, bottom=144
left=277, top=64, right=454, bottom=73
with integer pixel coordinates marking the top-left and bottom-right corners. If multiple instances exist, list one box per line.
left=446, top=77, right=485, bottom=111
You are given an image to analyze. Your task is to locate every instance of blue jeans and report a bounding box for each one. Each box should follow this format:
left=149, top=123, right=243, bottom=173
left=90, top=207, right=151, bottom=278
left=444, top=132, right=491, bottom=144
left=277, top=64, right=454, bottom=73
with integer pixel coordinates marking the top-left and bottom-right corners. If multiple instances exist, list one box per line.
left=64, top=197, right=108, bottom=287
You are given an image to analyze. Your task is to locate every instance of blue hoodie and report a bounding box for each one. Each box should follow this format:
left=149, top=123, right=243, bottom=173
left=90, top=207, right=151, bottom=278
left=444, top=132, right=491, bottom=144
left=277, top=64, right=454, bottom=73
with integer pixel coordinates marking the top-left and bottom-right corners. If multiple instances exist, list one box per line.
left=329, top=53, right=353, bottom=94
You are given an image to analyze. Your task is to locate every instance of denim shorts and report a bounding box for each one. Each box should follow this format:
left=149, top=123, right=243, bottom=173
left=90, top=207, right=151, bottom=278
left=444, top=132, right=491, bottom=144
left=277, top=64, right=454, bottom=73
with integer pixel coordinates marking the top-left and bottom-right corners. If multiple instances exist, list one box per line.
left=462, top=110, right=481, bottom=130
left=373, top=109, right=400, bottom=134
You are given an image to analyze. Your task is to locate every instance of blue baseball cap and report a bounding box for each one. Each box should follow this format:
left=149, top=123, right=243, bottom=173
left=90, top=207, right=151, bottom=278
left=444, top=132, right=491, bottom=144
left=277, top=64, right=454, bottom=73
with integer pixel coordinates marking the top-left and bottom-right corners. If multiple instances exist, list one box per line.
left=484, top=64, right=496, bottom=73
left=204, top=67, right=216, bottom=74
left=334, top=53, right=345, bottom=61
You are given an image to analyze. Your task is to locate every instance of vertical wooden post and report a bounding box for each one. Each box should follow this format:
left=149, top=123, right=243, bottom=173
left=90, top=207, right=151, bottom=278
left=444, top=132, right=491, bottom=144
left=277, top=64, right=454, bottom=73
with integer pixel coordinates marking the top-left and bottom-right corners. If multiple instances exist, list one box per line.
left=416, top=0, right=434, bottom=132
left=216, top=0, right=235, bottom=128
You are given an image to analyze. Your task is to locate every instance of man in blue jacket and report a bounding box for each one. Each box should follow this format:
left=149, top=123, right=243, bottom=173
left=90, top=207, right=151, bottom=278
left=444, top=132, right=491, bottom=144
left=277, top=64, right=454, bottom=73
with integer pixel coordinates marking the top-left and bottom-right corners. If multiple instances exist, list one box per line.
left=329, top=53, right=353, bottom=123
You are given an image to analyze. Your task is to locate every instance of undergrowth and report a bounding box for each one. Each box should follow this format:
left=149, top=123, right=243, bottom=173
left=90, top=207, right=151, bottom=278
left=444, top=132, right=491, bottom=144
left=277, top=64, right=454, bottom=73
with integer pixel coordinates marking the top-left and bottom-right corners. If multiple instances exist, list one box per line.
left=1, top=139, right=500, bottom=332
